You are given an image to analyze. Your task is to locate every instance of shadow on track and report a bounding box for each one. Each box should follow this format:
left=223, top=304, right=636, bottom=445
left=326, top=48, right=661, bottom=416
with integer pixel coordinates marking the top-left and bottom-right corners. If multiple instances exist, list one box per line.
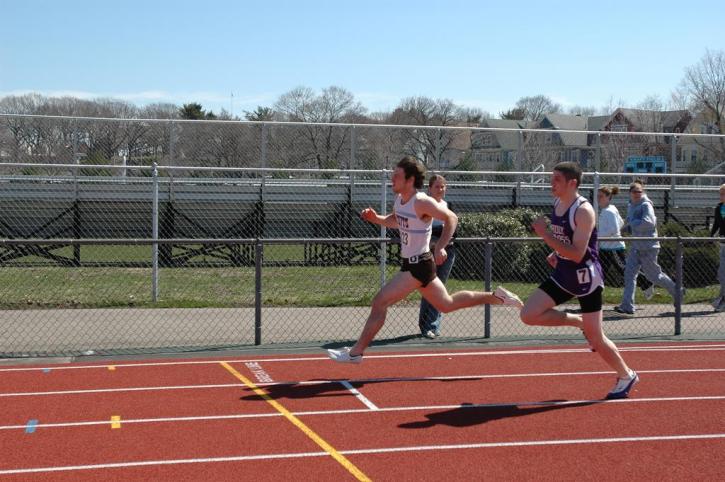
left=398, top=400, right=601, bottom=429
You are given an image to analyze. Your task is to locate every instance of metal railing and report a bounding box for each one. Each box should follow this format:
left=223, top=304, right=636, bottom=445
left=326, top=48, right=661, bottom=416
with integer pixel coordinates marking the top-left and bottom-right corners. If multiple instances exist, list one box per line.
left=1, top=113, right=724, bottom=357
left=0, top=235, right=722, bottom=357
left=0, top=163, right=722, bottom=242
left=1, top=113, right=724, bottom=177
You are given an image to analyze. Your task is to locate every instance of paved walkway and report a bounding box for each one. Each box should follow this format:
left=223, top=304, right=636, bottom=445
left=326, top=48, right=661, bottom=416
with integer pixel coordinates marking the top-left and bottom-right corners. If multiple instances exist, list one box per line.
left=1, top=303, right=723, bottom=357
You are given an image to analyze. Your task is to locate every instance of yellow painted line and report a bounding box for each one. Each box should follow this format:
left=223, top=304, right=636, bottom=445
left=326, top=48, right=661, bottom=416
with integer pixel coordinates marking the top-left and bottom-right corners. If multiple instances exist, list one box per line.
left=107, top=366, right=116, bottom=371
left=110, top=416, right=121, bottom=429
left=220, top=362, right=371, bottom=482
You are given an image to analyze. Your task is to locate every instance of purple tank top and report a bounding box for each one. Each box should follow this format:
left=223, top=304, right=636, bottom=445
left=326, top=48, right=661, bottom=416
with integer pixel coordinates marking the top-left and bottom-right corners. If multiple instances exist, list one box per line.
left=550, top=196, right=604, bottom=296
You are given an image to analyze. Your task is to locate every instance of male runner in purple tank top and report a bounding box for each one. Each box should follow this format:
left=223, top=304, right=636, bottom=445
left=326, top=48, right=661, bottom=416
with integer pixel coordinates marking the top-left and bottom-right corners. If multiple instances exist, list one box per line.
left=520, top=162, right=639, bottom=399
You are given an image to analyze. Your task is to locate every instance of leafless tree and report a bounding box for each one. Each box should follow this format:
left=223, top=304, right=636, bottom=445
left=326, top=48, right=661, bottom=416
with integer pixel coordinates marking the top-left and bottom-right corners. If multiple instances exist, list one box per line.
left=387, top=96, right=467, bottom=168
left=138, top=103, right=179, bottom=165
left=0, top=94, right=51, bottom=161
left=598, top=96, right=626, bottom=116
left=273, top=86, right=367, bottom=169
left=201, top=109, right=259, bottom=170
left=355, top=114, right=406, bottom=171
left=675, top=49, right=725, bottom=165
left=459, top=107, right=491, bottom=124
left=632, top=95, right=669, bottom=132
left=514, top=95, right=562, bottom=121
left=567, top=105, right=596, bottom=116
left=74, top=99, right=139, bottom=163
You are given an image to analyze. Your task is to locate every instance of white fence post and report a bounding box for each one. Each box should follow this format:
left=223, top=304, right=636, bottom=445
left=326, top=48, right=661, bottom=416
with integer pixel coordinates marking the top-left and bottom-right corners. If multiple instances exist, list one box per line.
left=380, top=169, right=387, bottom=288
left=152, top=162, right=159, bottom=302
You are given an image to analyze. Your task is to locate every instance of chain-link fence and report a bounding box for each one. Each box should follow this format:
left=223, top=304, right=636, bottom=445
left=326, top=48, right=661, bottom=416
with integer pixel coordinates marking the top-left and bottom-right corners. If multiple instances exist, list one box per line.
left=0, top=233, right=723, bottom=357
left=1, top=113, right=724, bottom=176
left=1, top=114, right=725, bottom=357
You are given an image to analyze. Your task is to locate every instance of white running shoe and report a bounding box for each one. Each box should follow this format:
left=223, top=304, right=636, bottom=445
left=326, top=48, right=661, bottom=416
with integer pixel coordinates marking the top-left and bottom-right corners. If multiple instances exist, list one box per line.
left=643, top=285, right=655, bottom=300
left=605, top=371, right=639, bottom=400
left=494, top=286, right=524, bottom=309
left=327, top=347, right=363, bottom=364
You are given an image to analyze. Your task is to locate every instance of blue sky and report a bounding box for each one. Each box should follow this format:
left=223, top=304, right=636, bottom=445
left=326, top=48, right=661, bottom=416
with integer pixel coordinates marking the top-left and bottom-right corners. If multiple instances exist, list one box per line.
left=2, top=0, right=723, bottom=116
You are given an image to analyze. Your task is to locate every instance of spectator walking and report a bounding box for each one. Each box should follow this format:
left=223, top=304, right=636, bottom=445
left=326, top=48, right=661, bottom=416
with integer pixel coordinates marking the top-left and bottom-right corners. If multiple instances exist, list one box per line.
left=597, top=186, right=654, bottom=300
left=614, top=180, right=681, bottom=315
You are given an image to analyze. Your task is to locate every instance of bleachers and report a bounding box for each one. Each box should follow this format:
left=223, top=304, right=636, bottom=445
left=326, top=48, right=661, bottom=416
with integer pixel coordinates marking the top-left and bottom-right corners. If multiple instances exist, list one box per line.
left=0, top=176, right=719, bottom=266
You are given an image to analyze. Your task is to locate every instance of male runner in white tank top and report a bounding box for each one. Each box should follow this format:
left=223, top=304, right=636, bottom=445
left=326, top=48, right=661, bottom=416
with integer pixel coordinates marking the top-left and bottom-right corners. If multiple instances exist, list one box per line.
left=328, top=156, right=523, bottom=363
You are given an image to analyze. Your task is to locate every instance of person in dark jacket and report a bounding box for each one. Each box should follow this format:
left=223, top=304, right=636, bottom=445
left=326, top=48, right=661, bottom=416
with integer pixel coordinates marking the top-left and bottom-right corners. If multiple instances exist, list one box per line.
left=710, top=184, right=725, bottom=312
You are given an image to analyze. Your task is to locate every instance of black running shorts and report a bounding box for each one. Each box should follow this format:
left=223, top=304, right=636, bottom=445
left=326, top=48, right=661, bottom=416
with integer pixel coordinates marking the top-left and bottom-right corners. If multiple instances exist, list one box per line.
left=401, top=252, right=437, bottom=287
left=539, top=278, right=603, bottom=313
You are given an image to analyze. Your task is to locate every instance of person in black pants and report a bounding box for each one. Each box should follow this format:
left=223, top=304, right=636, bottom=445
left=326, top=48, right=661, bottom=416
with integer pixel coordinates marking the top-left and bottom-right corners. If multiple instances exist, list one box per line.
left=710, top=184, right=725, bottom=311
left=596, top=186, right=654, bottom=299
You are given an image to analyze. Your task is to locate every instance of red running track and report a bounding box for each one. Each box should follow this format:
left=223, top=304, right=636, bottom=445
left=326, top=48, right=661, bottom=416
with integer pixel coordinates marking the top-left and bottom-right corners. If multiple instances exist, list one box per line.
left=0, top=341, right=723, bottom=481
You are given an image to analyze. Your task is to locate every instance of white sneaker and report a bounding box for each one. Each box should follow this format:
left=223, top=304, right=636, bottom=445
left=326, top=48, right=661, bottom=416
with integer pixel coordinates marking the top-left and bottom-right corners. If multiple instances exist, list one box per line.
left=327, top=347, right=362, bottom=364
left=423, top=330, right=437, bottom=339
left=605, top=371, right=639, bottom=400
left=643, top=286, right=655, bottom=300
left=494, top=286, right=524, bottom=309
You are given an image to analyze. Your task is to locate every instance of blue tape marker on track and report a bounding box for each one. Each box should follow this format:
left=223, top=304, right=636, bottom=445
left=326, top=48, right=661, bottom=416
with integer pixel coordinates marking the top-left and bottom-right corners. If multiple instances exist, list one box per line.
left=42, top=369, right=50, bottom=373
left=25, top=420, right=38, bottom=434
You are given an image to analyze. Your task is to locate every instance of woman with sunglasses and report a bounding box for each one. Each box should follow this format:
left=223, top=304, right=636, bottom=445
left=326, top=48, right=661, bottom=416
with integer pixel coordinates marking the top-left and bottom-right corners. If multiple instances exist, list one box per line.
left=614, top=180, right=680, bottom=315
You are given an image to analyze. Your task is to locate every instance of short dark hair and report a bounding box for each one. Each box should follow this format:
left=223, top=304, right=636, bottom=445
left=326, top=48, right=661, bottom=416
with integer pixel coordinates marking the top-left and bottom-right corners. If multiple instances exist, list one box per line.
left=553, top=161, right=582, bottom=187
left=397, top=156, right=426, bottom=189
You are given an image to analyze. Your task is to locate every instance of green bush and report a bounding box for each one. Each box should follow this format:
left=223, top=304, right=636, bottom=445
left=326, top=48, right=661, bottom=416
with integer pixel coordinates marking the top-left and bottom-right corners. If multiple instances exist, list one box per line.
left=453, top=208, right=542, bottom=281
left=656, top=223, right=719, bottom=287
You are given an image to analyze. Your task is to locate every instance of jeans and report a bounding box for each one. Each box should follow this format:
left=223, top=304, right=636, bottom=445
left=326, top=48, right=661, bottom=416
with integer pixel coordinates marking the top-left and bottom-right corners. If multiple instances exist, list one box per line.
left=418, top=245, right=456, bottom=334
left=719, top=244, right=725, bottom=298
left=620, top=247, right=677, bottom=312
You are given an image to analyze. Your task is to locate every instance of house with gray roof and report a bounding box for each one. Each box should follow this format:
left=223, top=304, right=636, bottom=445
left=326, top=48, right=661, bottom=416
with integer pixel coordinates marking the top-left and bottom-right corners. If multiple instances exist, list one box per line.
left=533, top=114, right=590, bottom=167
left=679, top=110, right=724, bottom=176
left=469, top=119, right=528, bottom=170
left=466, top=108, right=703, bottom=173
left=594, top=108, right=691, bottom=173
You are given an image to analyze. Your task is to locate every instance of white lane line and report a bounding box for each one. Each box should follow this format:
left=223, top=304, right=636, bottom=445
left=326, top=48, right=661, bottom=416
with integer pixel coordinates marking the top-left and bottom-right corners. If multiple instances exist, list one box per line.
left=339, top=381, right=379, bottom=411
left=2, top=368, right=724, bottom=398
left=340, top=433, right=725, bottom=455
left=0, top=383, right=244, bottom=397
left=303, top=368, right=725, bottom=390
left=1, top=395, right=723, bottom=432
left=0, top=451, right=326, bottom=475
left=1, top=344, right=723, bottom=372
left=1, top=433, right=723, bottom=475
